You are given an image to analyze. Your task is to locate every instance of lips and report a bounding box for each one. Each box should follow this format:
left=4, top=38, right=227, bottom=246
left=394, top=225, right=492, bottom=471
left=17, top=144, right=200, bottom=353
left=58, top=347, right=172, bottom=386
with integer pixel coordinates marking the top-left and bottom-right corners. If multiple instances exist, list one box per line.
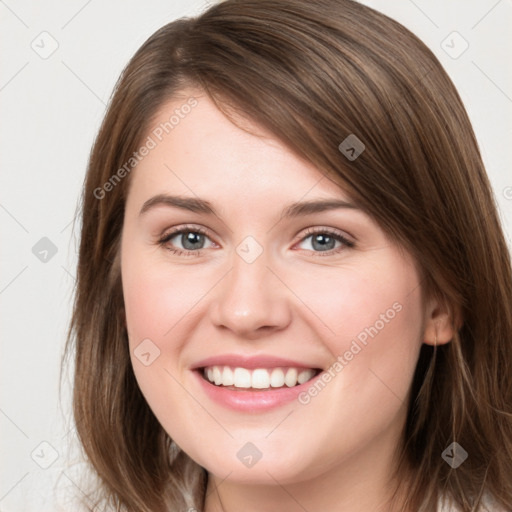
left=190, top=354, right=322, bottom=371
left=191, top=354, right=322, bottom=391
left=191, top=363, right=325, bottom=412
left=189, top=354, right=323, bottom=410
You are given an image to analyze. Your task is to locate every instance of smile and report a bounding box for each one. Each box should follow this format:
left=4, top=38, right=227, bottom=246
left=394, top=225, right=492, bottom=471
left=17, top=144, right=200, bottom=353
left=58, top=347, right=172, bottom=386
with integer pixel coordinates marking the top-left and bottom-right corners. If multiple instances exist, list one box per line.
left=202, top=365, right=321, bottom=390
left=193, top=365, right=325, bottom=413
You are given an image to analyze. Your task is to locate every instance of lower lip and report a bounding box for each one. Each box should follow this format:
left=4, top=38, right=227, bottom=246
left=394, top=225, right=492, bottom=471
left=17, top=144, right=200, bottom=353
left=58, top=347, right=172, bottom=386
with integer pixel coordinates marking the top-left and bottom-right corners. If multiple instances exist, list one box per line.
left=192, top=369, right=323, bottom=412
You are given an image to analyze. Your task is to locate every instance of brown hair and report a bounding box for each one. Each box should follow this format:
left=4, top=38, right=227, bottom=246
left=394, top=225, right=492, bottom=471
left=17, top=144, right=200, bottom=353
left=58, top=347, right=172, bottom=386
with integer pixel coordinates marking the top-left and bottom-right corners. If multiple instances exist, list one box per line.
left=63, top=0, right=512, bottom=510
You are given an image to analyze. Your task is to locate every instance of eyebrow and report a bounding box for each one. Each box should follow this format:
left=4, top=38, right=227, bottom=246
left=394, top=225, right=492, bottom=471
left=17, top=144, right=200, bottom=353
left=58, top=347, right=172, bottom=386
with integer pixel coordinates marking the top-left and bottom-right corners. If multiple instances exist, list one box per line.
left=138, top=194, right=360, bottom=218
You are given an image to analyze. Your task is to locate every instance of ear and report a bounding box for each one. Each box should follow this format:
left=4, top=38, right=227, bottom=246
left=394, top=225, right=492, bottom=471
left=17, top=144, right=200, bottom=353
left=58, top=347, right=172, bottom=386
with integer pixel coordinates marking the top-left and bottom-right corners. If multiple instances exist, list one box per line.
left=422, top=295, right=461, bottom=346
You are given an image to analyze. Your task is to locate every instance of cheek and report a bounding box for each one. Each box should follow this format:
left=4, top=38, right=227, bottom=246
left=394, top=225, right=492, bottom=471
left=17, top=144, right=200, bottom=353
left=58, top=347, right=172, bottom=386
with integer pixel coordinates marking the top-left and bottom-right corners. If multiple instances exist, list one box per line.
left=289, top=257, right=423, bottom=343
left=121, top=250, right=191, bottom=400
left=122, top=253, right=200, bottom=344
left=290, top=256, right=424, bottom=396
left=121, top=254, right=204, bottom=426
left=121, top=250, right=220, bottom=417
left=285, top=261, right=423, bottom=469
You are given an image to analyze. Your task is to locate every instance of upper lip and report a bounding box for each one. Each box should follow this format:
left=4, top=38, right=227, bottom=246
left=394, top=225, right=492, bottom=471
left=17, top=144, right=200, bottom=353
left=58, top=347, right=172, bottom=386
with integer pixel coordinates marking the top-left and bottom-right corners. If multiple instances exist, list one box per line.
left=190, top=354, right=322, bottom=371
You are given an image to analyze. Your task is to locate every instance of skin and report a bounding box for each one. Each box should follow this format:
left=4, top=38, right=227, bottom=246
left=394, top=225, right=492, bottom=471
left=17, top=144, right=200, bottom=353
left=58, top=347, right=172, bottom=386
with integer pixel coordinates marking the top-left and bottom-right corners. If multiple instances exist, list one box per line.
left=120, top=90, right=455, bottom=512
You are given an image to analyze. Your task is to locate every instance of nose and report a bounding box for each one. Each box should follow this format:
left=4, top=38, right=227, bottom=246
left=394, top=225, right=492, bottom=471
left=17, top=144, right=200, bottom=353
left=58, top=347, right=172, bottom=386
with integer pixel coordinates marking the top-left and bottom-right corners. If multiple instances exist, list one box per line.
left=209, top=248, right=292, bottom=339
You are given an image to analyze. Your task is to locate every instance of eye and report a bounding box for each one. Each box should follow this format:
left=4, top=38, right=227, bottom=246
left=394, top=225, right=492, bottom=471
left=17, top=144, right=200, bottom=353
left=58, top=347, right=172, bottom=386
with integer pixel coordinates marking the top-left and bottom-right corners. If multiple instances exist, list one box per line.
left=158, top=225, right=215, bottom=256
left=295, top=227, right=355, bottom=256
left=157, top=225, right=355, bottom=257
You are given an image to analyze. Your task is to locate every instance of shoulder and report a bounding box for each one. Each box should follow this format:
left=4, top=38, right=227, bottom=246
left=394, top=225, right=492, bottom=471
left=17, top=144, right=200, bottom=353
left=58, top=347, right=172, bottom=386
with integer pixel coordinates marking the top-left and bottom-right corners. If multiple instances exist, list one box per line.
left=438, top=493, right=509, bottom=512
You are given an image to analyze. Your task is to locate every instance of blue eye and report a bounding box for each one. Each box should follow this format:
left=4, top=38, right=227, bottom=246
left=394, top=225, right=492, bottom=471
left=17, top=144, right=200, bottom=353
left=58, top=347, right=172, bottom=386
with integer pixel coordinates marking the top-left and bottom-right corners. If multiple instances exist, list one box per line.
left=157, top=225, right=354, bottom=257
left=296, top=228, right=354, bottom=256
left=158, top=225, right=214, bottom=256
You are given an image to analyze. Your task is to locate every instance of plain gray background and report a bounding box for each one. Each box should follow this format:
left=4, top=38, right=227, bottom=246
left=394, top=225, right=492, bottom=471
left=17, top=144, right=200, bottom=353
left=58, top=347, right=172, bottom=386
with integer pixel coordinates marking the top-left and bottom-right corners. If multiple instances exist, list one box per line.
left=1, top=0, right=511, bottom=510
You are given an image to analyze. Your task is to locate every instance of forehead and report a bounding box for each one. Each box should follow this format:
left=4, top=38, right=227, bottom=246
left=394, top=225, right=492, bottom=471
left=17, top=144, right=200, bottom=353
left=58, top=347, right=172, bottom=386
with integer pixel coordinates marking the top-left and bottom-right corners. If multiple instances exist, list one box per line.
left=127, top=91, right=354, bottom=208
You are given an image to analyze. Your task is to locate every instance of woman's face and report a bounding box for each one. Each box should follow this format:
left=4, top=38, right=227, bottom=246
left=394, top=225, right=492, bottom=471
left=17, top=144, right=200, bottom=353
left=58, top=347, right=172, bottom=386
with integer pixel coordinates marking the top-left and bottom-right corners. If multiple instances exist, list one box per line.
left=120, top=90, right=428, bottom=488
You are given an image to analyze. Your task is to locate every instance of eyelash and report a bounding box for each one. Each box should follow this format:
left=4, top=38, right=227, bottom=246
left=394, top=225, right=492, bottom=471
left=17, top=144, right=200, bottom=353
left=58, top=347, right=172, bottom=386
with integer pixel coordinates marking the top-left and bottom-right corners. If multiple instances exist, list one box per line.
left=157, top=224, right=355, bottom=257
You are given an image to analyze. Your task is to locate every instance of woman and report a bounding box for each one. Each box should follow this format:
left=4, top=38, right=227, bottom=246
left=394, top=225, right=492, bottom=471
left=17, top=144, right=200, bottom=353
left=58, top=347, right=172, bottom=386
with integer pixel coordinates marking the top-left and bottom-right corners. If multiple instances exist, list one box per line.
left=64, top=0, right=512, bottom=510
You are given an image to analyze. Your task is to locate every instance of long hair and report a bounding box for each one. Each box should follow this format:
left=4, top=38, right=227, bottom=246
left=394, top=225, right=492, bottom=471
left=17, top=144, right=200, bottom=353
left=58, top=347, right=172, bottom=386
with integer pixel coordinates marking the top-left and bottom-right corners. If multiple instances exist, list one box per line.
left=63, top=0, right=512, bottom=510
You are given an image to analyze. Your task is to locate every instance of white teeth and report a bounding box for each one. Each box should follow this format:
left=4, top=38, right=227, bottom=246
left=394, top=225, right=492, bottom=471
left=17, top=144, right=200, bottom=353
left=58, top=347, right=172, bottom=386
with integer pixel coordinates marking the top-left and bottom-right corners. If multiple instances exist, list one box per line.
left=270, top=368, right=285, bottom=387
left=213, top=366, right=222, bottom=385
left=284, top=368, right=298, bottom=387
left=251, top=369, right=270, bottom=389
left=222, top=366, right=234, bottom=386
left=202, top=366, right=317, bottom=389
left=233, top=367, right=251, bottom=388
left=297, top=369, right=313, bottom=384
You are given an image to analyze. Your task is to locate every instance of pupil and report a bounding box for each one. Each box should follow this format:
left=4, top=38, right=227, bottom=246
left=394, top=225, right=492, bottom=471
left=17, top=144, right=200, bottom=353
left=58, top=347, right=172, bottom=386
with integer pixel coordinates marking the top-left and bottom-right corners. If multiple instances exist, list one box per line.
left=313, top=234, right=335, bottom=251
